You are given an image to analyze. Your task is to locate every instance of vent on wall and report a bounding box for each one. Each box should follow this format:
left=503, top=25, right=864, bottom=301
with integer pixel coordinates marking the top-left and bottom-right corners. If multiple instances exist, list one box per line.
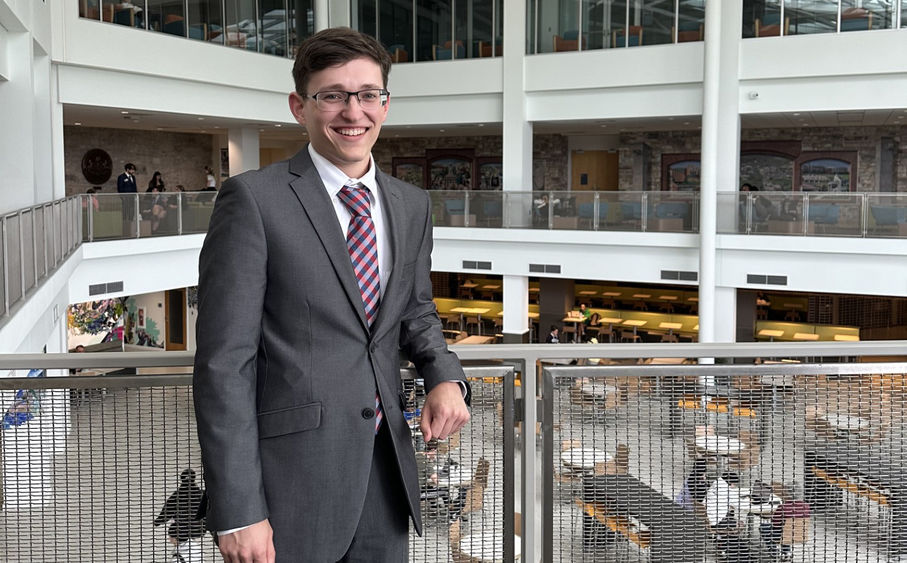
left=529, top=264, right=561, bottom=274
left=747, top=274, right=788, bottom=286
left=88, top=281, right=124, bottom=296
left=661, top=270, right=698, bottom=282
left=462, top=260, right=492, bottom=271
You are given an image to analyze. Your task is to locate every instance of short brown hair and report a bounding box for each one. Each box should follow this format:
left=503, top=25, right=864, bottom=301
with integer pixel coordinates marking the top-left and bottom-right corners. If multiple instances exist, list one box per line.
left=292, top=27, right=392, bottom=95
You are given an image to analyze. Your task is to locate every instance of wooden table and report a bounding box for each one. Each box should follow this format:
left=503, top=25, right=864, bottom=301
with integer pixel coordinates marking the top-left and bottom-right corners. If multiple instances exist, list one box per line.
left=581, top=474, right=708, bottom=561
left=694, top=435, right=745, bottom=455
left=561, top=448, right=612, bottom=473
left=450, top=306, right=491, bottom=333
left=457, top=335, right=495, bottom=345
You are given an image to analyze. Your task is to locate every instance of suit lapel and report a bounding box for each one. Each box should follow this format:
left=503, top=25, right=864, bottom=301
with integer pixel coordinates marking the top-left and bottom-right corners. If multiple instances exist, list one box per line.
left=370, top=172, right=405, bottom=341
left=288, top=150, right=370, bottom=333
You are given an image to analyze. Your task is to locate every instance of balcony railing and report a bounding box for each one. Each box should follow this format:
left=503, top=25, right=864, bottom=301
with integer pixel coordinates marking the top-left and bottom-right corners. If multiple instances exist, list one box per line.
left=1, top=341, right=906, bottom=561
left=1, top=197, right=81, bottom=320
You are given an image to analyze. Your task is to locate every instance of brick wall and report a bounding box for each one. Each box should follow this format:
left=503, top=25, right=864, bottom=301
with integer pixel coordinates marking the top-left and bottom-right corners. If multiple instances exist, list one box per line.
left=64, top=126, right=215, bottom=196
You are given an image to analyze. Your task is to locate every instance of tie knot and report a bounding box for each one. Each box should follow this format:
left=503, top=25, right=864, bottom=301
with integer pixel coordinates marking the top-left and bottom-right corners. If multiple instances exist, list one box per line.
left=338, top=183, right=372, bottom=218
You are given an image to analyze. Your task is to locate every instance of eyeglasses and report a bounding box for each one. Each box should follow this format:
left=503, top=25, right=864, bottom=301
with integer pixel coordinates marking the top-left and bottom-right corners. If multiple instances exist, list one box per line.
left=305, top=89, right=390, bottom=111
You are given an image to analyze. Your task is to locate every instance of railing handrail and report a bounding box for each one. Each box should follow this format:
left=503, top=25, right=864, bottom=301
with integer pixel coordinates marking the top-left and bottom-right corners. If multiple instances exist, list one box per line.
left=2, top=340, right=906, bottom=370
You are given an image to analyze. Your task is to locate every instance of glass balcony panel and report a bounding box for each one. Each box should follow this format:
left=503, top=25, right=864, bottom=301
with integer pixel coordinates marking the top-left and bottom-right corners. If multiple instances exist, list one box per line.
left=903, top=0, right=907, bottom=28
left=224, top=0, right=258, bottom=52
left=187, top=0, right=224, bottom=44
left=356, top=0, right=377, bottom=39
left=468, top=0, right=497, bottom=58
left=758, top=192, right=806, bottom=235
left=21, top=210, right=35, bottom=293
left=431, top=191, right=470, bottom=227
left=181, top=192, right=217, bottom=234
left=148, top=0, right=187, bottom=36
left=638, top=0, right=674, bottom=46
left=0, top=219, right=4, bottom=312
left=379, top=0, right=413, bottom=63
left=840, top=0, right=893, bottom=31
left=288, top=0, right=315, bottom=56
left=107, top=1, right=145, bottom=28
left=785, top=0, right=838, bottom=35
left=52, top=203, right=62, bottom=265
left=744, top=0, right=783, bottom=37
left=35, top=206, right=45, bottom=279
left=80, top=0, right=101, bottom=20
left=469, top=191, right=505, bottom=228
left=867, top=193, right=907, bottom=238
left=648, top=191, right=697, bottom=233
left=7, top=214, right=22, bottom=306
left=581, top=0, right=605, bottom=51
left=527, top=0, right=537, bottom=53
left=806, top=192, right=862, bottom=237
left=256, top=0, right=288, bottom=56
left=676, top=0, right=704, bottom=42
left=417, top=0, right=453, bottom=61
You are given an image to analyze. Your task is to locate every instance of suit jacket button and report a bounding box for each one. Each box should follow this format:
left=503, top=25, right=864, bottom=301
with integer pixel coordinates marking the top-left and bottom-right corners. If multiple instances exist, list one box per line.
left=361, top=408, right=375, bottom=419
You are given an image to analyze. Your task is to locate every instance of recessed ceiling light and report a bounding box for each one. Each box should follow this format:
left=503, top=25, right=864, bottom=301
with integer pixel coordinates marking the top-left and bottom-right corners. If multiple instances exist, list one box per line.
left=198, top=117, right=205, bottom=121
left=439, top=129, right=445, bottom=132
left=121, top=111, right=129, bottom=115
left=683, top=121, right=691, bottom=125
left=74, top=122, right=81, bottom=126
left=259, top=129, right=264, bottom=132
left=157, top=127, right=163, bottom=131
left=200, top=130, right=207, bottom=133
left=792, top=112, right=800, bottom=116
left=274, top=124, right=281, bottom=127
left=600, top=125, right=607, bottom=128
left=477, top=123, right=484, bottom=127
left=667, top=117, right=674, bottom=121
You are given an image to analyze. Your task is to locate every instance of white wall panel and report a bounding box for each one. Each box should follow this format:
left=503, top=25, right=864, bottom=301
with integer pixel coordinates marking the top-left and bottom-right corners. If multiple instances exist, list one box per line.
left=525, top=43, right=704, bottom=93
left=527, top=83, right=703, bottom=122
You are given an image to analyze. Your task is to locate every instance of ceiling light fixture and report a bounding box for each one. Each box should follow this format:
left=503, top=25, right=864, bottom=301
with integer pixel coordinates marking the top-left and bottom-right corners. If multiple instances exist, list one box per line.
left=121, top=111, right=129, bottom=115
left=74, top=122, right=82, bottom=126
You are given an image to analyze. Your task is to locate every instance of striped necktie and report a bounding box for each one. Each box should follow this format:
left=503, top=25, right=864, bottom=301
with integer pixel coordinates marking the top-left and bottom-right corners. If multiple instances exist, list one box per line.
left=337, top=182, right=383, bottom=432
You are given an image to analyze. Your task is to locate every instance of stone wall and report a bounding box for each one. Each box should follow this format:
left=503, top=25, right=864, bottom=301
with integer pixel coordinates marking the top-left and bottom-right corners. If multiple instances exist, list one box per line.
left=64, top=126, right=215, bottom=195
left=619, top=126, right=906, bottom=192
left=373, top=133, right=569, bottom=191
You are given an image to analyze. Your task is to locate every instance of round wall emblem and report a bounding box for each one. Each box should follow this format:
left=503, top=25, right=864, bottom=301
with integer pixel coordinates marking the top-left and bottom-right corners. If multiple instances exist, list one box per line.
left=81, top=148, right=113, bottom=185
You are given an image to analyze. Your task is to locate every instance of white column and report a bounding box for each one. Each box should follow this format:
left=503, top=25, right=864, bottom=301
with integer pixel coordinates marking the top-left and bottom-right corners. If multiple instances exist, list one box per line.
left=713, top=286, right=737, bottom=343
left=227, top=128, right=260, bottom=177
left=698, top=0, right=742, bottom=344
left=315, top=0, right=330, bottom=29
left=502, top=0, right=533, bottom=228
left=502, top=274, right=529, bottom=341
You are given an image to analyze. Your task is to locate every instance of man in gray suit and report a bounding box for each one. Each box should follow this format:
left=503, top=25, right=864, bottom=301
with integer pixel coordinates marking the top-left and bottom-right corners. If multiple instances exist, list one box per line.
left=193, top=28, right=470, bottom=562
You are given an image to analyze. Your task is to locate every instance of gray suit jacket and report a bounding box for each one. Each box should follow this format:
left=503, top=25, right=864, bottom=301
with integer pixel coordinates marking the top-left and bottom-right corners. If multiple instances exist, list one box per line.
left=193, top=148, right=466, bottom=561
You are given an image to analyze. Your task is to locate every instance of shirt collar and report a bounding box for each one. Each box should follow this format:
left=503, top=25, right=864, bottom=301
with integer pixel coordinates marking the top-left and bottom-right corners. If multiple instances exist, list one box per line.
left=308, top=144, right=379, bottom=198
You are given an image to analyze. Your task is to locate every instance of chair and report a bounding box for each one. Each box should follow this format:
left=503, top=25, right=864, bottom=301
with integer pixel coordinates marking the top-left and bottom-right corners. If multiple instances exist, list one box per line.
left=387, top=44, right=409, bottom=62
left=553, top=30, right=585, bottom=52
left=465, top=315, right=481, bottom=335
left=661, top=333, right=679, bottom=343
left=448, top=519, right=470, bottom=563
left=675, top=22, right=703, bottom=42
left=432, top=40, right=465, bottom=60
left=612, top=25, right=643, bottom=47
left=620, top=329, right=640, bottom=343
left=779, top=516, right=812, bottom=561
left=112, top=8, right=135, bottom=27
left=594, top=443, right=629, bottom=476
left=162, top=16, right=186, bottom=37
left=840, top=8, right=872, bottom=32
left=188, top=23, right=208, bottom=40
left=477, top=40, right=502, bottom=57
left=755, top=13, right=790, bottom=37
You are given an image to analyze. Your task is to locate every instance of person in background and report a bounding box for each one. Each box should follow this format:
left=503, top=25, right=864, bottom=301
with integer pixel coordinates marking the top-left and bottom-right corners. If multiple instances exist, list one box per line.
left=117, top=163, right=138, bottom=229
left=761, top=484, right=811, bottom=560
left=578, top=302, right=591, bottom=341
left=82, top=187, right=100, bottom=211
left=204, top=166, right=216, bottom=191
left=154, top=468, right=206, bottom=562
left=675, top=457, right=711, bottom=510
left=147, top=171, right=165, bottom=192
left=546, top=325, right=560, bottom=343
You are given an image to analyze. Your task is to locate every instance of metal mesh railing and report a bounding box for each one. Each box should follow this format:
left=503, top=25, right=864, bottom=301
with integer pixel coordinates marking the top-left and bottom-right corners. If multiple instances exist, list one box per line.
left=0, top=361, right=514, bottom=562
left=543, top=362, right=907, bottom=563
left=407, top=366, right=515, bottom=562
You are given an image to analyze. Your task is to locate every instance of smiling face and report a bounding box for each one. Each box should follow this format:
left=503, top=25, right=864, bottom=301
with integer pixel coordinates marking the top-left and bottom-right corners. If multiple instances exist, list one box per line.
left=289, top=57, right=388, bottom=178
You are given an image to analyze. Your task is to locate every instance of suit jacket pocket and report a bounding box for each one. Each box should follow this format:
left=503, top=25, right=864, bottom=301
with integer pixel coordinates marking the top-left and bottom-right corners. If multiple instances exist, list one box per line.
left=257, top=402, right=322, bottom=439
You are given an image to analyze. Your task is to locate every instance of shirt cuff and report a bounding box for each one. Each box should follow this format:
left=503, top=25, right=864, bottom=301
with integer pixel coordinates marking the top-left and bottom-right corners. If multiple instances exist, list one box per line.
left=218, top=525, right=251, bottom=536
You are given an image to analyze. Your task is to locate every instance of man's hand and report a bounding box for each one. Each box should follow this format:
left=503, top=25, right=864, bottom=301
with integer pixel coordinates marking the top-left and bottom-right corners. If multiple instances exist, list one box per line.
left=218, top=519, right=275, bottom=563
left=420, top=381, right=470, bottom=442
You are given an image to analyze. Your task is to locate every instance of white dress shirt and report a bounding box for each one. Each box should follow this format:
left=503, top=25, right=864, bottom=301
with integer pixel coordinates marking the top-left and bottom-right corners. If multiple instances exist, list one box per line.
left=308, top=144, right=391, bottom=298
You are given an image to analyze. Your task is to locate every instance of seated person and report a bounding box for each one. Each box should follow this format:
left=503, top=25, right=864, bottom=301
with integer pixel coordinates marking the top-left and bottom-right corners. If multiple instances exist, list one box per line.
left=675, top=458, right=711, bottom=510
left=760, top=484, right=810, bottom=559
left=705, top=472, right=750, bottom=562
